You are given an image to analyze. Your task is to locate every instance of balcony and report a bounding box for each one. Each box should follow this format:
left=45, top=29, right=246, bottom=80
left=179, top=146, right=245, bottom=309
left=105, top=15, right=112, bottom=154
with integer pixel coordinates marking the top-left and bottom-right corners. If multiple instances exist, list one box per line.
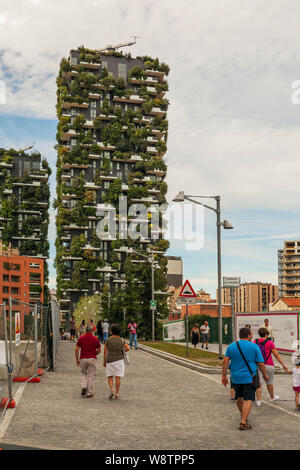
left=113, top=95, right=143, bottom=104
left=146, top=69, right=165, bottom=78
left=147, top=86, right=157, bottom=94
left=150, top=107, right=166, bottom=117
left=79, top=61, right=101, bottom=69
left=62, top=102, right=89, bottom=109
left=147, top=146, right=158, bottom=154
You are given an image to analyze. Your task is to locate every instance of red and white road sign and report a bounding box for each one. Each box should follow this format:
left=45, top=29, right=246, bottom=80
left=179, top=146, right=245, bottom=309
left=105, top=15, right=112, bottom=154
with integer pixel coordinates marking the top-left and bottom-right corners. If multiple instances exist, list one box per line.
left=179, top=279, right=197, bottom=298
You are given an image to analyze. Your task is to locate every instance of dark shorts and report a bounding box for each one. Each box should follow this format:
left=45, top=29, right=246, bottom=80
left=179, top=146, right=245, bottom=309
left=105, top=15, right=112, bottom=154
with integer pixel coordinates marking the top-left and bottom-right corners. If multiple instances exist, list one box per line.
left=70, top=329, right=76, bottom=336
left=233, top=383, right=255, bottom=401
left=202, top=334, right=208, bottom=342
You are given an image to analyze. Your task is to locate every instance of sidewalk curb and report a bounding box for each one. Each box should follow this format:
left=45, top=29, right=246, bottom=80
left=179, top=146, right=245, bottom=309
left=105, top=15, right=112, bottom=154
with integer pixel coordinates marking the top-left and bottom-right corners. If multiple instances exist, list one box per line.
left=138, top=344, right=222, bottom=374
left=138, top=344, right=288, bottom=375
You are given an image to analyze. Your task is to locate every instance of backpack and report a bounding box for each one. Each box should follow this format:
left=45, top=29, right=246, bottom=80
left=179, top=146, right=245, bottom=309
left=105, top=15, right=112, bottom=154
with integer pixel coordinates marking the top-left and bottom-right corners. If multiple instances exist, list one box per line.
left=255, top=338, right=272, bottom=363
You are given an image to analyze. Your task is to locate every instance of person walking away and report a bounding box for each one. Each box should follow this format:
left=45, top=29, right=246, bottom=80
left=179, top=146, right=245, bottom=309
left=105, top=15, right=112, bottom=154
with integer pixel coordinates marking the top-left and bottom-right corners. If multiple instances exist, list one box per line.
left=102, top=319, right=110, bottom=343
left=128, top=320, right=138, bottom=349
left=103, top=323, right=130, bottom=400
left=96, top=319, right=103, bottom=343
left=75, top=324, right=101, bottom=398
left=287, top=357, right=300, bottom=410
left=259, top=318, right=274, bottom=342
left=79, top=319, right=85, bottom=336
left=245, top=324, right=253, bottom=341
left=255, top=327, right=290, bottom=407
left=200, top=321, right=210, bottom=349
left=222, top=327, right=269, bottom=430
left=191, top=323, right=200, bottom=348
left=69, top=316, right=77, bottom=342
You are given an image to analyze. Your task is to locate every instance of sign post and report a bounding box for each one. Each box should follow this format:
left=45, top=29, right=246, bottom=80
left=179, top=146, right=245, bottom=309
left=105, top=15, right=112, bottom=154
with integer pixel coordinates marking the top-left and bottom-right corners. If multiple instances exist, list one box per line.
left=15, top=312, right=20, bottom=348
left=179, top=280, right=197, bottom=357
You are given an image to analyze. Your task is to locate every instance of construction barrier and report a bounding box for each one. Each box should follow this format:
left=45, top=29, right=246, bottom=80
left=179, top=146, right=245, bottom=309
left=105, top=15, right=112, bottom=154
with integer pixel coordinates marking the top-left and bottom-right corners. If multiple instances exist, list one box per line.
left=0, top=297, right=58, bottom=422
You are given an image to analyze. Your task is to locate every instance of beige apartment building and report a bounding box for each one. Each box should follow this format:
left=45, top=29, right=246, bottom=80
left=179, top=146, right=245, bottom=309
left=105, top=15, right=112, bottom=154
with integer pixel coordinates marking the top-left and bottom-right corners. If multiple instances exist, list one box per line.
left=234, top=282, right=278, bottom=313
left=217, top=287, right=232, bottom=305
left=280, top=241, right=300, bottom=298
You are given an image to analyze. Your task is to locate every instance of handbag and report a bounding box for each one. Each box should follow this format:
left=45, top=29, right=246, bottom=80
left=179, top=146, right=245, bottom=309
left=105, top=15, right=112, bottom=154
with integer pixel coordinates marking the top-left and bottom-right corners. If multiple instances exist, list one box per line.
left=236, top=341, right=260, bottom=390
left=122, top=339, right=130, bottom=365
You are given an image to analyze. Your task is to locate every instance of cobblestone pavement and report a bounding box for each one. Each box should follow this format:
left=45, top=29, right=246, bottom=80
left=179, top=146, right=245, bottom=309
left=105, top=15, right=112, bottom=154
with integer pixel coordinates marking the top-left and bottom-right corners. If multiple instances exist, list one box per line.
left=175, top=341, right=298, bottom=413
left=2, top=341, right=300, bottom=450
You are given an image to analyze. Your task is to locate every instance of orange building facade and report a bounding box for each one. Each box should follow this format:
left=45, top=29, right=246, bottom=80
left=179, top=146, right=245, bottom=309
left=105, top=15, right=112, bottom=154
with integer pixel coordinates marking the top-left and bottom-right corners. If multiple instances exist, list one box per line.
left=0, top=252, right=44, bottom=330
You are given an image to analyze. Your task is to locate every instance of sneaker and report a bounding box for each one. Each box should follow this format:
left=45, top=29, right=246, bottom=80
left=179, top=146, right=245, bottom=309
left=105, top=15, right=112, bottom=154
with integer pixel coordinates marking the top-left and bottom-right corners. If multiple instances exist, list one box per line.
left=256, top=400, right=262, bottom=407
left=86, top=394, right=93, bottom=398
left=108, top=393, right=115, bottom=400
left=270, top=395, right=280, bottom=402
left=81, top=388, right=87, bottom=397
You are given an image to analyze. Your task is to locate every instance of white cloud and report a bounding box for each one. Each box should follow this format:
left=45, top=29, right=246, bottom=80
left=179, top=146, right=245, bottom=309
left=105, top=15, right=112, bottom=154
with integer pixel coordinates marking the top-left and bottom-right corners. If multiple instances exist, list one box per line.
left=1, top=0, right=300, bottom=290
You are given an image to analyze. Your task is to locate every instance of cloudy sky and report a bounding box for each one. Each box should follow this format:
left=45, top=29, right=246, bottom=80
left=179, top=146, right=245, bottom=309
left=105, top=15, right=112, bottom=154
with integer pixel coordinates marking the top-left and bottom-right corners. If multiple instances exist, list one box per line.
left=1, top=0, right=300, bottom=295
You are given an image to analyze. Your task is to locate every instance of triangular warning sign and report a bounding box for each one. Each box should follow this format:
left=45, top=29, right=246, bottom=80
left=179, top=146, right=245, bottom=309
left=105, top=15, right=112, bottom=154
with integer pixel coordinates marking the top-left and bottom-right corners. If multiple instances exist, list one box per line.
left=179, top=279, right=197, bottom=298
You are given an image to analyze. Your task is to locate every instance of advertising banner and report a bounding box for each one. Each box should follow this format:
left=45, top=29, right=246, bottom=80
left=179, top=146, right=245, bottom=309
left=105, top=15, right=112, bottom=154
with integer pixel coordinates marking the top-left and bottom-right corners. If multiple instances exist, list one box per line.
left=236, top=312, right=299, bottom=353
left=163, top=319, right=185, bottom=342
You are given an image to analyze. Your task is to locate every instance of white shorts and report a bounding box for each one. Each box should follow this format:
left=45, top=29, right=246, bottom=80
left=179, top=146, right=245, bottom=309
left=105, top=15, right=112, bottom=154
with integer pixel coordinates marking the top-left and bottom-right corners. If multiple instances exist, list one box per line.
left=258, top=365, right=274, bottom=386
left=106, top=359, right=125, bottom=377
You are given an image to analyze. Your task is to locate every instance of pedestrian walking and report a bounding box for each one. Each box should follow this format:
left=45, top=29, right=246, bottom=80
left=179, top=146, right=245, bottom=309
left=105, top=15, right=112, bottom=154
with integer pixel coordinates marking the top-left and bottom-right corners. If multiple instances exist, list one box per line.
left=254, top=327, right=290, bottom=407
left=96, top=318, right=103, bottom=343
left=200, top=321, right=210, bottom=349
left=69, top=316, right=77, bottom=342
left=222, top=327, right=269, bottom=430
left=102, top=319, right=110, bottom=343
left=79, top=319, right=85, bottom=336
left=287, top=357, right=300, bottom=410
left=75, top=324, right=101, bottom=398
left=128, top=320, right=138, bottom=349
left=191, top=323, right=200, bottom=348
left=245, top=324, right=253, bottom=341
left=259, top=318, right=274, bottom=341
left=103, top=323, right=130, bottom=400
left=89, top=319, right=96, bottom=335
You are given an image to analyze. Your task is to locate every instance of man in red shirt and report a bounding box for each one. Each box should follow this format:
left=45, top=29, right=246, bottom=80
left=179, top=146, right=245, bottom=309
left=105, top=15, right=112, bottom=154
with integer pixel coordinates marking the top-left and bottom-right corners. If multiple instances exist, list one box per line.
left=75, top=324, right=101, bottom=398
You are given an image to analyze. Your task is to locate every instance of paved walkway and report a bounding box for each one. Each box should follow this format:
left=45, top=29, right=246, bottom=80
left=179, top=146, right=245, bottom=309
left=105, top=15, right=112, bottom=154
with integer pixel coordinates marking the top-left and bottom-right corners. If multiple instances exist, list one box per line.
left=1, top=341, right=300, bottom=450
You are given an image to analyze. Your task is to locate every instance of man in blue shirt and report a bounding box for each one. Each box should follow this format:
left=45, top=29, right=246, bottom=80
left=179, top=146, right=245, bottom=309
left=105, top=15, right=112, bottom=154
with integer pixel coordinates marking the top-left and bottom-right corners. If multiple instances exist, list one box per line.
left=222, top=327, right=268, bottom=430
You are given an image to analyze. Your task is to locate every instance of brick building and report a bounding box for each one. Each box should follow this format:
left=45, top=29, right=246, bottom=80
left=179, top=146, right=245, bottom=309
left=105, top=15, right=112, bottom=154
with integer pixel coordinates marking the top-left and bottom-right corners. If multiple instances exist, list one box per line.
left=0, top=246, right=44, bottom=330
left=181, top=303, right=232, bottom=319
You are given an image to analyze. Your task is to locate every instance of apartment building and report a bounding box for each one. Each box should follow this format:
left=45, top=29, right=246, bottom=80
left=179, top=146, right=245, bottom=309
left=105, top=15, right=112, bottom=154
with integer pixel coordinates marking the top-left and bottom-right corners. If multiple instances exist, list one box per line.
left=55, top=46, right=169, bottom=322
left=0, top=148, right=51, bottom=301
left=278, top=249, right=284, bottom=297
left=279, top=241, right=300, bottom=297
left=0, top=246, right=44, bottom=329
left=234, top=282, right=278, bottom=313
left=166, top=256, right=182, bottom=288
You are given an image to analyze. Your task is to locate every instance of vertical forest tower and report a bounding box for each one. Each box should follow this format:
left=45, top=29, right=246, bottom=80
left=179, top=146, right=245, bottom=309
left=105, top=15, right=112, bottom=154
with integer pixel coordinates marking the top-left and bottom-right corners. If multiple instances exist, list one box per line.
left=55, top=46, right=169, bottom=325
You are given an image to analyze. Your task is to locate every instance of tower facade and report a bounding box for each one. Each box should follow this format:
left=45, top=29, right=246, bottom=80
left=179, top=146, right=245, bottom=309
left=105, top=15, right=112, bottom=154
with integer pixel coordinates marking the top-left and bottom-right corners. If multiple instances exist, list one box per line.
left=55, top=46, right=169, bottom=323
left=0, top=147, right=51, bottom=302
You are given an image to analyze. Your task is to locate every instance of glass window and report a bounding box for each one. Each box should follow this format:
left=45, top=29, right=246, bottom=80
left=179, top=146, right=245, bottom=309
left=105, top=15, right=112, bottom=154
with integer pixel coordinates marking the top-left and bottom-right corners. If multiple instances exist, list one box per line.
left=91, top=100, right=96, bottom=108
left=71, top=56, right=78, bottom=66
left=102, top=61, right=108, bottom=71
left=91, top=109, right=96, bottom=118
left=118, top=63, right=127, bottom=80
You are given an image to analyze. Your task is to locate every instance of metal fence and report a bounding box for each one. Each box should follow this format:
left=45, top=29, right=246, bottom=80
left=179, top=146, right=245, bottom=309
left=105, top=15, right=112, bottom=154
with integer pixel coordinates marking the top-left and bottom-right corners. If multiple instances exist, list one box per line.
left=0, top=297, right=59, bottom=423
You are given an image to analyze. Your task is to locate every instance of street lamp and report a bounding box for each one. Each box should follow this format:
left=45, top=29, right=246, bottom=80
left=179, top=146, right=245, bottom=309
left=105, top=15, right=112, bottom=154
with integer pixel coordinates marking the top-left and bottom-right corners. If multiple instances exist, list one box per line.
left=114, top=246, right=164, bottom=342
left=173, top=191, right=233, bottom=359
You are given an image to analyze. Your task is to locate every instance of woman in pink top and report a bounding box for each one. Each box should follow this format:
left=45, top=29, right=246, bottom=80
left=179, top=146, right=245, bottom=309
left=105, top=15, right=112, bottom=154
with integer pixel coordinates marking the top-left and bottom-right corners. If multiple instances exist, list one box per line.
left=254, top=327, right=290, bottom=407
